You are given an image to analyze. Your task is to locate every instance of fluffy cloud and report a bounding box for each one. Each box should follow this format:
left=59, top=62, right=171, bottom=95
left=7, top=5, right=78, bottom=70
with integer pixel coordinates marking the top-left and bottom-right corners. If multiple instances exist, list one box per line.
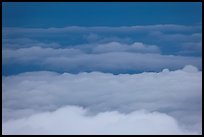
left=2, top=65, right=202, bottom=134
left=2, top=106, right=199, bottom=135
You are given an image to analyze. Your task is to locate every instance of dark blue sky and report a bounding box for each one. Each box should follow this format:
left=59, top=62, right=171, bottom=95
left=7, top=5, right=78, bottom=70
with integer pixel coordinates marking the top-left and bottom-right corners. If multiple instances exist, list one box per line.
left=2, top=2, right=202, bottom=27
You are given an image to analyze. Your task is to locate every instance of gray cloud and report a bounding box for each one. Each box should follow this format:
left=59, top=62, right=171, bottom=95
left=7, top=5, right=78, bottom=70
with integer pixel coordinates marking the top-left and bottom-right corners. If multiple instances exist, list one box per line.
left=2, top=46, right=83, bottom=65
left=2, top=44, right=202, bottom=73
left=45, top=52, right=201, bottom=72
left=3, top=38, right=61, bottom=49
left=2, top=25, right=202, bottom=56
left=2, top=24, right=201, bottom=35
left=149, top=32, right=202, bottom=42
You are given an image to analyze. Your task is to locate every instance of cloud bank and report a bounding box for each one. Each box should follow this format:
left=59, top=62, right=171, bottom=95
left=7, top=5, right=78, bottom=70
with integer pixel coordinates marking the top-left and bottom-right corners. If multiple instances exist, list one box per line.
left=2, top=106, right=199, bottom=135
left=2, top=24, right=202, bottom=75
left=2, top=24, right=202, bottom=76
left=2, top=65, right=202, bottom=134
left=2, top=24, right=202, bottom=56
left=2, top=45, right=202, bottom=74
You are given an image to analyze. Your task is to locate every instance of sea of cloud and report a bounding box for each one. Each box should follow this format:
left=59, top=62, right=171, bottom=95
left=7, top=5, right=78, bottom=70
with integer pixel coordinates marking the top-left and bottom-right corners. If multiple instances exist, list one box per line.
left=2, top=65, right=202, bottom=135
left=2, top=24, right=202, bottom=134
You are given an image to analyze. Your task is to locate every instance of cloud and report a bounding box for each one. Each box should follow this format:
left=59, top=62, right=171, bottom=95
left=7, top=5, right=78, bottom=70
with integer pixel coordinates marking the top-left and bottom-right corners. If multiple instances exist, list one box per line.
left=92, top=42, right=160, bottom=53
left=2, top=45, right=202, bottom=74
left=2, top=25, right=201, bottom=35
left=2, top=38, right=61, bottom=49
left=83, top=33, right=100, bottom=42
left=2, top=46, right=83, bottom=64
left=2, top=66, right=202, bottom=134
left=2, top=106, right=199, bottom=135
left=174, top=41, right=202, bottom=56
left=2, top=24, right=202, bottom=135
left=45, top=52, right=201, bottom=73
left=2, top=25, right=202, bottom=56
left=149, top=32, right=202, bottom=42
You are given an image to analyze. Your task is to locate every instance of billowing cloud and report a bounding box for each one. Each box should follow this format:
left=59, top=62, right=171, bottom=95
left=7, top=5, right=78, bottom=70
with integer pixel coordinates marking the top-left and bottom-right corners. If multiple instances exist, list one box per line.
left=2, top=106, right=199, bottom=135
left=2, top=65, right=202, bottom=134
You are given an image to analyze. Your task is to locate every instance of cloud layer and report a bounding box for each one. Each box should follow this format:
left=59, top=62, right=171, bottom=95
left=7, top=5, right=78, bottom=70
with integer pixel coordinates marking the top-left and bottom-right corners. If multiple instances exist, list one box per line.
left=2, top=45, right=202, bottom=75
left=2, top=24, right=202, bottom=56
left=2, top=106, right=199, bottom=135
left=2, top=65, right=202, bottom=134
left=2, top=24, right=202, bottom=76
left=2, top=24, right=202, bottom=135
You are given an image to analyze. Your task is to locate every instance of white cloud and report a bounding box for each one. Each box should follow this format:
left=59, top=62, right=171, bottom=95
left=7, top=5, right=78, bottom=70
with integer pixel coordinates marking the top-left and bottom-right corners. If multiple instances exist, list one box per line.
left=2, top=66, right=202, bottom=134
left=92, top=42, right=160, bottom=53
left=2, top=106, right=199, bottom=135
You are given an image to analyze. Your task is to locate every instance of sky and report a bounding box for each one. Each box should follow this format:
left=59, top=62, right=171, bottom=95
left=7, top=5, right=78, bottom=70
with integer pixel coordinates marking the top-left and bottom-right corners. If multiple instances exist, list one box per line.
left=2, top=2, right=202, bottom=27
left=2, top=2, right=202, bottom=135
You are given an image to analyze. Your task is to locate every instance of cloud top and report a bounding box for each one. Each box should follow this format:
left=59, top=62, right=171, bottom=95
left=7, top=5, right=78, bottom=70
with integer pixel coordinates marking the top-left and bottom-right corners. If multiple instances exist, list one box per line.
left=2, top=106, right=199, bottom=135
left=2, top=66, right=202, bottom=134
